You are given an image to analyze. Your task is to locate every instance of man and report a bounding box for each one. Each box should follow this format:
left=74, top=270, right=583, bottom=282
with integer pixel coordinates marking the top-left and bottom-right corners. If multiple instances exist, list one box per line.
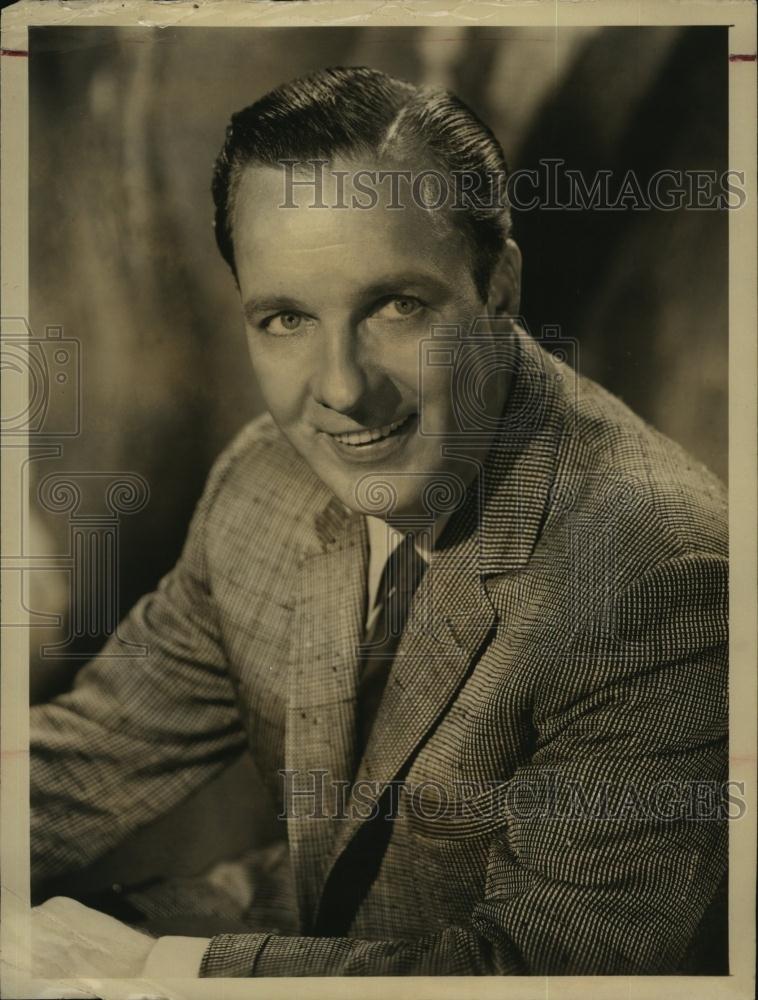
left=30, top=66, right=728, bottom=978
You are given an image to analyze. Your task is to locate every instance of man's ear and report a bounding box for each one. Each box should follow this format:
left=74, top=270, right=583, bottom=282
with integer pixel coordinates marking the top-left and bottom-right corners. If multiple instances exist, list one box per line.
left=486, top=238, right=522, bottom=318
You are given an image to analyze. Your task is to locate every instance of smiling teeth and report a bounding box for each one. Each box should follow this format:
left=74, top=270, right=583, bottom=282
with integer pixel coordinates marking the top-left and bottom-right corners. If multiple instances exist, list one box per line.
left=333, top=416, right=409, bottom=446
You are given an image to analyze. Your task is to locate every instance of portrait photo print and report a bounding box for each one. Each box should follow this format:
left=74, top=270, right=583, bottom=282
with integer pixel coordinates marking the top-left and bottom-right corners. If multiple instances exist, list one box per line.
left=3, top=9, right=747, bottom=991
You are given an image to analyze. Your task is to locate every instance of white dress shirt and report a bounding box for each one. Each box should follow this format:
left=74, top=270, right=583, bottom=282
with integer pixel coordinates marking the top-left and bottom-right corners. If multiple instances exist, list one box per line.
left=363, top=513, right=448, bottom=630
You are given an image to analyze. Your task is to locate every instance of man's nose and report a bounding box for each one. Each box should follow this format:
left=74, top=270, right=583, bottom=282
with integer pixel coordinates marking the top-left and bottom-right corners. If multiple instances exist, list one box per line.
left=311, top=325, right=367, bottom=414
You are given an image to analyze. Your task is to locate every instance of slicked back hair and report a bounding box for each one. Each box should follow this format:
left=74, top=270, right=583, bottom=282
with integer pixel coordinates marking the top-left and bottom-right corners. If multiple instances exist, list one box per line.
left=211, top=66, right=511, bottom=302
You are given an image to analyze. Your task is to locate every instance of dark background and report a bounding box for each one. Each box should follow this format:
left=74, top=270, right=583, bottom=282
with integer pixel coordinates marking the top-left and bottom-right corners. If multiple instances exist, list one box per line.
left=27, top=25, right=728, bottom=957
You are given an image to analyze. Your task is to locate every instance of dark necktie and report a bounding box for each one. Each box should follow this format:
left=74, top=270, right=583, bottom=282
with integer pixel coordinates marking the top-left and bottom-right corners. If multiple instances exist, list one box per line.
left=356, top=531, right=428, bottom=759
left=313, top=532, right=428, bottom=937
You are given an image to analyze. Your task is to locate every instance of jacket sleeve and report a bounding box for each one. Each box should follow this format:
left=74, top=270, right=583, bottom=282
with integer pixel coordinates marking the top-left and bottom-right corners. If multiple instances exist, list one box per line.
left=31, top=442, right=249, bottom=886
left=197, top=551, right=729, bottom=977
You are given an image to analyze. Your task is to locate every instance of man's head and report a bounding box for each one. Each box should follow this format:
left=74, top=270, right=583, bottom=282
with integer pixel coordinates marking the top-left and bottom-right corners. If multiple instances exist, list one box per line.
left=212, top=66, right=521, bottom=523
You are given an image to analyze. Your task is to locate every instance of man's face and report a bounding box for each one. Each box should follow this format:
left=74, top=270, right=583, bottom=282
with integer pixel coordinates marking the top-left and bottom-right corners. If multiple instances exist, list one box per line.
left=232, top=157, right=510, bottom=522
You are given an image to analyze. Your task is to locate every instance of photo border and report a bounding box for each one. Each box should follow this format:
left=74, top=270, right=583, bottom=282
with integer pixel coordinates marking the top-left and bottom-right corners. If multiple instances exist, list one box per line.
left=2, top=2, right=755, bottom=998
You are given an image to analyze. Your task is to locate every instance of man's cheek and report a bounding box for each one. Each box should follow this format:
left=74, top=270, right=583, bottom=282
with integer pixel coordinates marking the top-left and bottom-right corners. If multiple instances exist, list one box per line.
left=418, top=374, right=456, bottom=433
left=256, top=376, right=301, bottom=429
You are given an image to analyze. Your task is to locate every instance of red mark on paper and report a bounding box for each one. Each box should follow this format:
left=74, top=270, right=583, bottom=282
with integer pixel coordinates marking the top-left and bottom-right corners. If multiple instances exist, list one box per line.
left=729, top=53, right=756, bottom=62
left=1, top=49, right=29, bottom=58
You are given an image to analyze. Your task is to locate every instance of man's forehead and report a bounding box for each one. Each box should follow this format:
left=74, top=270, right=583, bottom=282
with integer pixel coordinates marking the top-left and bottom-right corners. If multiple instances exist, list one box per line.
left=232, top=158, right=471, bottom=278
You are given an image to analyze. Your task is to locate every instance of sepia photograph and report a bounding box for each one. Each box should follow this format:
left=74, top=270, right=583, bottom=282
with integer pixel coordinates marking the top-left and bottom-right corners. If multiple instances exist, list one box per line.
left=1, top=1, right=756, bottom=996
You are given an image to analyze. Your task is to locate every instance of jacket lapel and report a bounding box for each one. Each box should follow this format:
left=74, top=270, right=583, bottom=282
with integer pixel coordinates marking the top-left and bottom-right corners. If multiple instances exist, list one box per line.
left=285, top=499, right=368, bottom=931
left=324, top=488, right=498, bottom=876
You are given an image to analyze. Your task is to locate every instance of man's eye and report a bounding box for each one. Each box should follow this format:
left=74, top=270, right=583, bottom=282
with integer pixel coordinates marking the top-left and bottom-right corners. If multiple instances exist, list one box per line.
left=372, top=296, right=424, bottom=320
left=261, top=312, right=305, bottom=335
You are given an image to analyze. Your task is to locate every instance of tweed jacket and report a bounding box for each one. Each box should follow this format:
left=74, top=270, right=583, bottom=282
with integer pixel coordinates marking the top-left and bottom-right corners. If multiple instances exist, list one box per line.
left=30, top=327, right=729, bottom=977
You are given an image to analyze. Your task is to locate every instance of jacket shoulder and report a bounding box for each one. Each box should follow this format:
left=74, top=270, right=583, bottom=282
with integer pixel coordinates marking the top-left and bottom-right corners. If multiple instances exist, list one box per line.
left=199, top=412, right=329, bottom=562
left=559, top=370, right=727, bottom=564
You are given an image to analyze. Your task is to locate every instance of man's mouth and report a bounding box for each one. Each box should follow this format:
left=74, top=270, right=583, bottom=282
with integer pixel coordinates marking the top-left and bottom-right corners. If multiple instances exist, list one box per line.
left=330, top=414, right=414, bottom=447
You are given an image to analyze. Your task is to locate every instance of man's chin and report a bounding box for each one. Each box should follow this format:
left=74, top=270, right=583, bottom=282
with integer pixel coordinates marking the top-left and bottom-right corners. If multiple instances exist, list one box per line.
left=331, top=468, right=468, bottom=524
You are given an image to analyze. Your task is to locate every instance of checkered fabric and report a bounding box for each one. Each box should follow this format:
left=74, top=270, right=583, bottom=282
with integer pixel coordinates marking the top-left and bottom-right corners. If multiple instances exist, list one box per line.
left=31, top=326, right=728, bottom=976
left=357, top=531, right=428, bottom=756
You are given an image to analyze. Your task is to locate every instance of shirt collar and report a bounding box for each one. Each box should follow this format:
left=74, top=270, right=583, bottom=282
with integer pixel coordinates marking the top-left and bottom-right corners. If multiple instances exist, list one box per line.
left=365, top=512, right=451, bottom=620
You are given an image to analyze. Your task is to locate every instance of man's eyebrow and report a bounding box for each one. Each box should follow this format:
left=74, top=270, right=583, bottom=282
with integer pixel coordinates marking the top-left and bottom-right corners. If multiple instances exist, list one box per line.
left=360, top=273, right=451, bottom=301
left=243, top=296, right=310, bottom=324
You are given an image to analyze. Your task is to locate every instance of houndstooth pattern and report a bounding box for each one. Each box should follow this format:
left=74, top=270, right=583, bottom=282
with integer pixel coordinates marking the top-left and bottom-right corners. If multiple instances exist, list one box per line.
left=31, top=326, right=728, bottom=976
